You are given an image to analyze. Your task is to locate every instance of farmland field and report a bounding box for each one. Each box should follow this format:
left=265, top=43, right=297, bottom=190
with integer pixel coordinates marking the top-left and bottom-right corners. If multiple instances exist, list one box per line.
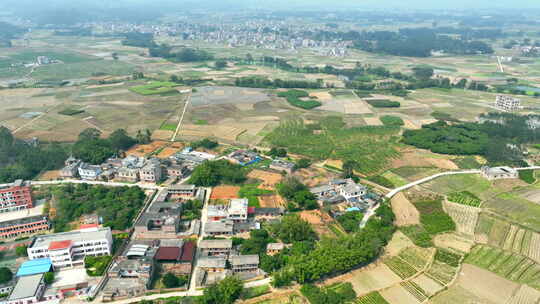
left=465, top=245, right=540, bottom=290
left=447, top=191, right=482, bottom=207
left=397, top=246, right=433, bottom=271
left=383, top=256, right=418, bottom=279
left=129, top=81, right=179, bottom=95
left=443, top=200, right=480, bottom=236
left=483, top=191, right=540, bottom=231
left=354, top=292, right=389, bottom=304
left=426, top=260, right=459, bottom=286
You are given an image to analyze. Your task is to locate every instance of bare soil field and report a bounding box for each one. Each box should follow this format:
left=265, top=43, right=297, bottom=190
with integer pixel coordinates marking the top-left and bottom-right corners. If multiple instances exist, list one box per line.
left=443, top=200, right=480, bottom=236
left=456, top=264, right=520, bottom=304
left=126, top=141, right=169, bottom=157
left=391, top=151, right=458, bottom=170
left=299, top=210, right=335, bottom=237
left=506, top=285, right=540, bottom=304
left=384, top=230, right=415, bottom=256
left=259, top=195, right=286, bottom=208
left=210, top=186, right=240, bottom=200
left=156, top=146, right=182, bottom=159
left=309, top=91, right=333, bottom=101
left=412, top=274, right=444, bottom=296
left=324, top=262, right=401, bottom=296
left=152, top=130, right=174, bottom=141
left=247, top=170, right=283, bottom=190
left=293, top=167, right=336, bottom=187
left=434, top=233, right=475, bottom=253
left=391, top=193, right=420, bottom=226
left=364, top=116, right=383, bottom=126
left=380, top=285, right=421, bottom=304
left=38, top=170, right=61, bottom=181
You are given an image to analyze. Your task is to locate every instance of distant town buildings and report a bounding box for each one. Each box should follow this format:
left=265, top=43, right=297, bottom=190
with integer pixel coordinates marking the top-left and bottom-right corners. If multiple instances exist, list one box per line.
left=495, top=95, right=521, bottom=112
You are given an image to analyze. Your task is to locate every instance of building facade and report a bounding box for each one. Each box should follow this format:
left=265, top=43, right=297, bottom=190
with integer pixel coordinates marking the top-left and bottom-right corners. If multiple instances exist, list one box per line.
left=495, top=95, right=521, bottom=111
left=0, top=215, right=50, bottom=240
left=0, top=180, right=33, bottom=214
left=27, top=227, right=113, bottom=268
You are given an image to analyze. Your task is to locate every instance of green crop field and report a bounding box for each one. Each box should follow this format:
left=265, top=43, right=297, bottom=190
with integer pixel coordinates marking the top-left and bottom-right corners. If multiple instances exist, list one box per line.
left=447, top=191, right=482, bottom=207
left=265, top=117, right=400, bottom=174
left=31, top=60, right=136, bottom=81
left=355, top=292, right=389, bottom=304
left=426, top=260, right=458, bottom=285
left=384, top=256, right=417, bottom=279
left=483, top=191, right=540, bottom=231
left=130, top=81, right=179, bottom=95
left=465, top=245, right=540, bottom=289
left=398, top=247, right=432, bottom=271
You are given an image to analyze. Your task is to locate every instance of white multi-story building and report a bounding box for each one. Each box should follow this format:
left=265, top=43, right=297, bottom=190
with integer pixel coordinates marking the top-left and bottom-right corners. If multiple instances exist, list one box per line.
left=495, top=95, right=521, bottom=111
left=78, top=163, right=102, bottom=180
left=27, top=227, right=113, bottom=268
left=228, top=198, right=248, bottom=222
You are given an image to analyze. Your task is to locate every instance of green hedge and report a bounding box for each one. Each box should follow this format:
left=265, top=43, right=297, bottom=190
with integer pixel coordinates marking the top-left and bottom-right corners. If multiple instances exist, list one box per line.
left=278, top=90, right=322, bottom=110
left=366, top=99, right=400, bottom=108
left=519, top=169, right=536, bottom=184
left=380, top=115, right=404, bottom=126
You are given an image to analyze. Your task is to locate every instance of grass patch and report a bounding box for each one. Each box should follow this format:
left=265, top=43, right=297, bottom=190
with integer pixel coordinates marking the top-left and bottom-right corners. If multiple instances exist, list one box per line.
left=58, top=108, right=85, bottom=116
left=85, top=255, right=112, bottom=276
left=130, top=81, right=178, bottom=96
left=519, top=169, right=536, bottom=184
left=380, top=115, right=404, bottom=126
left=194, top=119, right=208, bottom=125
left=160, top=123, right=177, bottom=131
left=413, top=199, right=456, bottom=235
left=241, top=285, right=270, bottom=299
left=454, top=156, right=481, bottom=169
left=238, top=183, right=273, bottom=207
left=400, top=225, right=433, bottom=248
left=366, top=99, right=400, bottom=108
left=278, top=90, right=322, bottom=110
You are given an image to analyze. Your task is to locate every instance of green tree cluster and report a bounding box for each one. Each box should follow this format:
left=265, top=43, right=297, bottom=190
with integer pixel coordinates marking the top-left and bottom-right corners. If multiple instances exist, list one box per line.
left=0, top=268, right=13, bottom=284
left=189, top=160, right=246, bottom=187
left=277, top=177, right=318, bottom=210
left=199, top=276, right=243, bottom=304
left=0, top=127, right=67, bottom=183
left=73, top=128, right=137, bottom=165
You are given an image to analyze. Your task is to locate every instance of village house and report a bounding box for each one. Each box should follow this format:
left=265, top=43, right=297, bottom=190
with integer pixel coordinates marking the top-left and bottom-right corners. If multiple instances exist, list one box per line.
left=198, top=257, right=227, bottom=273
left=270, top=159, right=295, bottom=174
left=78, top=163, right=102, bottom=180
left=204, top=220, right=234, bottom=236
left=481, top=166, right=519, bottom=180
left=266, top=243, right=284, bottom=256
left=117, top=167, right=140, bottom=182
left=167, top=184, right=200, bottom=200
left=0, top=214, right=50, bottom=240
left=60, top=157, right=81, bottom=178
left=495, top=95, right=521, bottom=112
left=166, top=164, right=190, bottom=179
left=228, top=198, right=249, bottom=222
left=199, top=239, right=233, bottom=257
left=252, top=208, right=284, bottom=221
left=339, top=183, right=367, bottom=203
left=230, top=255, right=259, bottom=273
left=139, top=158, right=162, bottom=183
left=227, top=150, right=262, bottom=166
left=133, top=203, right=180, bottom=239
left=5, top=273, right=47, bottom=304
left=207, top=204, right=229, bottom=222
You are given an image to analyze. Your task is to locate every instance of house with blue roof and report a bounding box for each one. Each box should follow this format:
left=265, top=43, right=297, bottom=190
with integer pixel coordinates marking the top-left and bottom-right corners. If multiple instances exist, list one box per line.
left=16, top=258, right=53, bottom=277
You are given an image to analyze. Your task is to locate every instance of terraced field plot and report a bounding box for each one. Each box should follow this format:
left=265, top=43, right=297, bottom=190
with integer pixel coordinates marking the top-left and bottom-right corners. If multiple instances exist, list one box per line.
left=507, top=285, right=540, bottom=304
left=354, top=292, right=389, bottom=304
left=443, top=200, right=480, bottom=236
left=465, top=245, right=540, bottom=289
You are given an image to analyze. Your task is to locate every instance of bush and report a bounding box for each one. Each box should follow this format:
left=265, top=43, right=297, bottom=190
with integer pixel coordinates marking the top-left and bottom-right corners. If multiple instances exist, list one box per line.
left=278, top=90, right=322, bottom=110
left=435, top=249, right=461, bottom=267
left=189, top=160, right=246, bottom=186
left=58, top=108, right=85, bottom=116
left=413, top=199, right=456, bottom=235
left=85, top=256, right=112, bottom=276
left=191, top=138, right=218, bottom=150
left=162, top=273, right=187, bottom=288
left=366, top=99, right=400, bottom=108
left=44, top=272, right=55, bottom=284
left=15, top=245, right=28, bottom=257
left=447, top=191, right=481, bottom=207
left=400, top=225, right=433, bottom=248
left=295, top=158, right=311, bottom=169
left=0, top=268, right=12, bottom=284
left=337, top=211, right=364, bottom=233
left=519, top=169, right=536, bottom=184
left=380, top=115, right=404, bottom=126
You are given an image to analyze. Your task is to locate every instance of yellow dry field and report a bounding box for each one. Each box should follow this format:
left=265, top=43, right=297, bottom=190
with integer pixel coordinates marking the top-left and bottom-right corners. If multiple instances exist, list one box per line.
left=126, top=141, right=169, bottom=157
left=293, top=167, right=335, bottom=187
left=391, top=193, right=420, bottom=226
left=310, top=91, right=333, bottom=101
left=384, top=230, right=415, bottom=256
left=434, top=233, right=475, bottom=253
left=380, top=284, right=421, bottom=304
left=403, top=119, right=421, bottom=130
left=247, top=170, right=283, bottom=190
left=456, top=264, right=519, bottom=304
left=85, top=82, right=125, bottom=89
left=38, top=170, right=61, bottom=181
left=157, top=146, right=182, bottom=159
left=364, top=117, right=383, bottom=126
left=443, top=201, right=480, bottom=236
left=411, top=274, right=444, bottom=296
left=180, top=124, right=246, bottom=141
left=506, top=285, right=540, bottom=304
left=299, top=210, right=336, bottom=237
left=259, top=195, right=286, bottom=208
left=152, top=130, right=174, bottom=141
left=324, top=159, right=343, bottom=169
left=324, top=263, right=401, bottom=296
left=392, top=151, right=458, bottom=170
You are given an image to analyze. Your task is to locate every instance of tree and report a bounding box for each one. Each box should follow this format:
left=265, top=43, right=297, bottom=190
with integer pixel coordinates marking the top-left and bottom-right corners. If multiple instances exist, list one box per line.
left=342, top=160, right=358, bottom=179
left=268, top=147, right=287, bottom=158
left=214, top=59, right=228, bottom=69
left=108, top=129, right=136, bottom=151
left=412, top=66, right=434, bottom=79
left=112, top=52, right=119, bottom=60
left=44, top=272, right=55, bottom=284
left=15, top=245, right=27, bottom=257
left=270, top=214, right=317, bottom=243
left=0, top=267, right=13, bottom=284
left=199, top=276, right=243, bottom=304
left=78, top=128, right=101, bottom=141
left=162, top=273, right=181, bottom=288
left=170, top=75, right=180, bottom=83
left=295, top=158, right=311, bottom=169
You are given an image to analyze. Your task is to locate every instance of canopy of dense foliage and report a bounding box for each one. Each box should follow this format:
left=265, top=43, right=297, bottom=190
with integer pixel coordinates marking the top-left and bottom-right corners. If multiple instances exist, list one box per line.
left=73, top=128, right=137, bottom=164
left=403, top=114, right=540, bottom=165
left=0, top=127, right=67, bottom=183
left=199, top=276, right=244, bottom=304
left=50, top=183, right=146, bottom=232
left=189, top=160, right=247, bottom=187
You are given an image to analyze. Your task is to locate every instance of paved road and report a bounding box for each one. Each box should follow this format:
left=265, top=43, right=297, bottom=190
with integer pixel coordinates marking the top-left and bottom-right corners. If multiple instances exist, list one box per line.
left=0, top=180, right=165, bottom=190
